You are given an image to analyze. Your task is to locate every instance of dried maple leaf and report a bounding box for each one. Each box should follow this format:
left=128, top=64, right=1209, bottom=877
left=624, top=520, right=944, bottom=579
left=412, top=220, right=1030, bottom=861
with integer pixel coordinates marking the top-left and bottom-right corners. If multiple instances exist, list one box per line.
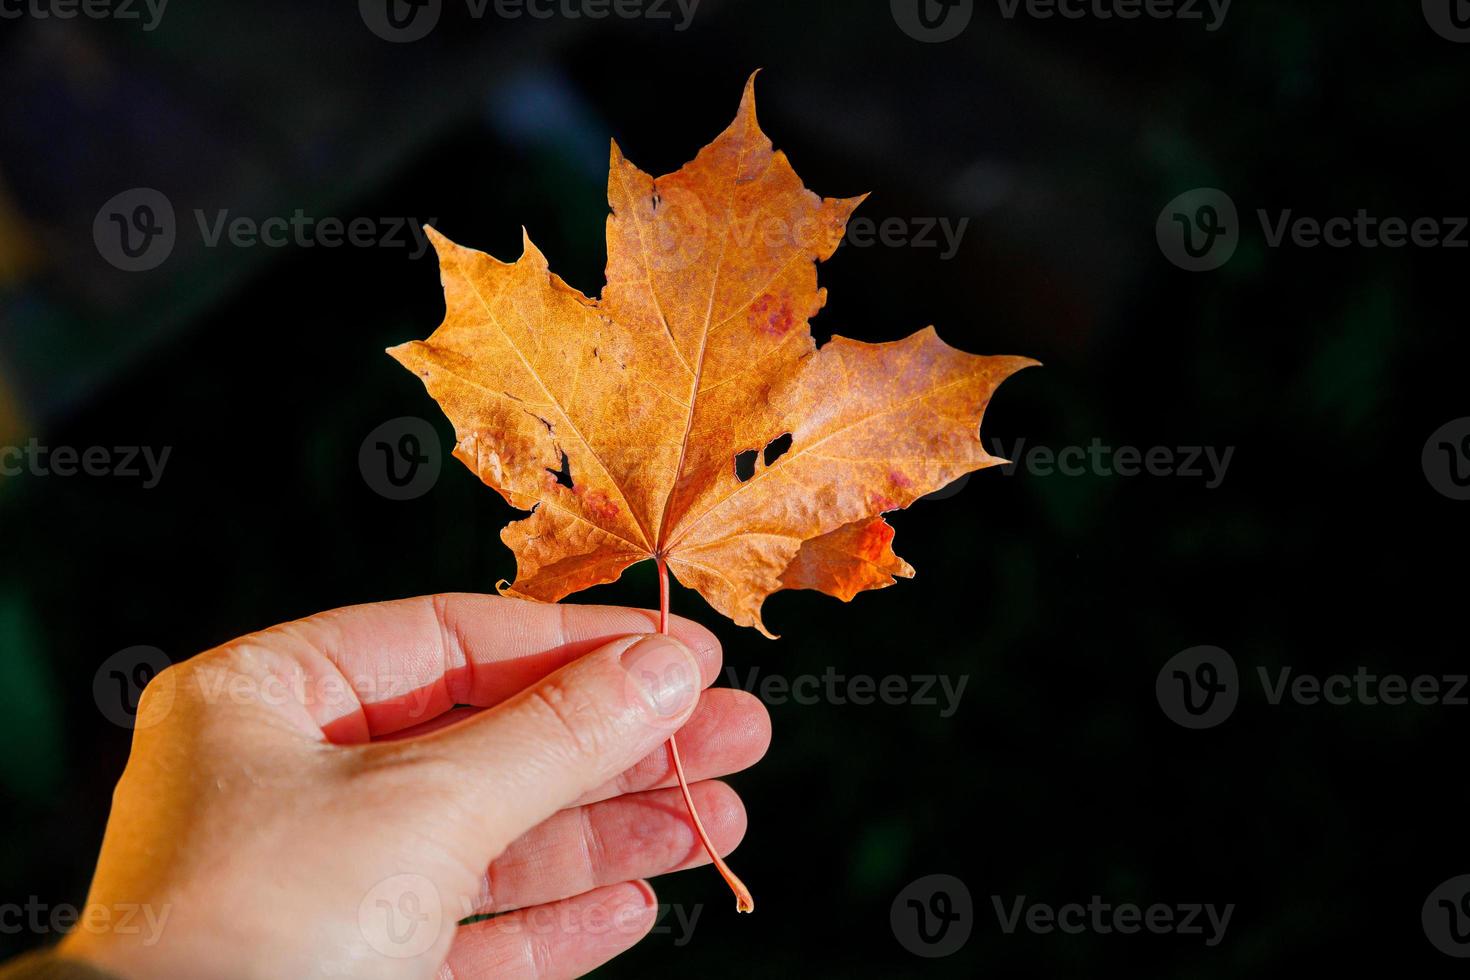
left=389, top=74, right=1034, bottom=912
left=391, top=75, right=1033, bottom=636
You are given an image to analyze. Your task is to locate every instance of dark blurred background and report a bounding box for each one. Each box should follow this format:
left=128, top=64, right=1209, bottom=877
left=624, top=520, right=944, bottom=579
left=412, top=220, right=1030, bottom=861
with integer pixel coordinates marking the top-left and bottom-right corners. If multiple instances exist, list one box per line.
left=2, top=0, right=1468, bottom=975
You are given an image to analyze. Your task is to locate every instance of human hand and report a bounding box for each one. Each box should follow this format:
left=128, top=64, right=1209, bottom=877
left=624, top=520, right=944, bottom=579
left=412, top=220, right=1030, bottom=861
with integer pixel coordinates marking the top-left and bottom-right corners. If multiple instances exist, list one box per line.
left=57, top=594, right=770, bottom=979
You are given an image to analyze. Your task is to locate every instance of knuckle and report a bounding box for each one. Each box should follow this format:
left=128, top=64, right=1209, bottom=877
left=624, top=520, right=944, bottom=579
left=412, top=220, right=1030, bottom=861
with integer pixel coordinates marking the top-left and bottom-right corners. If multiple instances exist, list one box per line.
left=527, top=678, right=610, bottom=761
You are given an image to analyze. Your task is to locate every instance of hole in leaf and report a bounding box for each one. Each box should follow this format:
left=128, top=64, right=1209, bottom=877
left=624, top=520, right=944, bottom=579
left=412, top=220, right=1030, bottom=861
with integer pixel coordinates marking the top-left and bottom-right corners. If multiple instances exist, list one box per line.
left=734, top=449, right=758, bottom=482
left=547, top=450, right=574, bottom=489
left=763, top=433, right=793, bottom=467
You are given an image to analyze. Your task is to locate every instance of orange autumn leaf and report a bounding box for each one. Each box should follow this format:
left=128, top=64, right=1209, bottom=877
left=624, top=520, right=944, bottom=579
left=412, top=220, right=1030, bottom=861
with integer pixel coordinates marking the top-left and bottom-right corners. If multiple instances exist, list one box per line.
left=390, top=75, right=1034, bottom=637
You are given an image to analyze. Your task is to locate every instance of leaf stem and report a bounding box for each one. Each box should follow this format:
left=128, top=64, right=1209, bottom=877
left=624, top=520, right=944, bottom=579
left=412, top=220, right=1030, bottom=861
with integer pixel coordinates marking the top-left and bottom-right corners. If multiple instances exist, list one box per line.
left=657, top=557, right=755, bottom=913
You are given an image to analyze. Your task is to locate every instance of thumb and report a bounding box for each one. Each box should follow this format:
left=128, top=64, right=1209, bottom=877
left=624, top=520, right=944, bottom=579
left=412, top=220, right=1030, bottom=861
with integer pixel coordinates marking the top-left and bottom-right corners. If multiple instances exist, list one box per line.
left=413, top=633, right=702, bottom=858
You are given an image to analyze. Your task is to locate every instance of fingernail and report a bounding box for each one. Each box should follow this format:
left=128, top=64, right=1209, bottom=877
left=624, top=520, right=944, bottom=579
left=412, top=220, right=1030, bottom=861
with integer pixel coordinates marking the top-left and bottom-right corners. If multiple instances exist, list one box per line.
left=620, top=635, right=699, bottom=720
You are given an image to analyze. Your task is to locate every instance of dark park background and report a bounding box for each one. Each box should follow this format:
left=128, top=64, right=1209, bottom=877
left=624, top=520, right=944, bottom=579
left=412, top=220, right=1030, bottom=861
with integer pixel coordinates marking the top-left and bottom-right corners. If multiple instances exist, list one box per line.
left=2, top=0, right=1468, bottom=975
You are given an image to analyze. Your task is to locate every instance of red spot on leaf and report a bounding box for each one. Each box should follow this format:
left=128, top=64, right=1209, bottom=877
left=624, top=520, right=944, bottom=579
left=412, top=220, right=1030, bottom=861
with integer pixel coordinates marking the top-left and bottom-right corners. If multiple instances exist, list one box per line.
left=749, top=295, right=795, bottom=337
left=574, top=485, right=621, bottom=524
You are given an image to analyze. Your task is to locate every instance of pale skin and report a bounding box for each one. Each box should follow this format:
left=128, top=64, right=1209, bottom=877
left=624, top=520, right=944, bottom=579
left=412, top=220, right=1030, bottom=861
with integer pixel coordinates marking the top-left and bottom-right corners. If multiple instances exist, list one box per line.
left=56, top=594, right=771, bottom=979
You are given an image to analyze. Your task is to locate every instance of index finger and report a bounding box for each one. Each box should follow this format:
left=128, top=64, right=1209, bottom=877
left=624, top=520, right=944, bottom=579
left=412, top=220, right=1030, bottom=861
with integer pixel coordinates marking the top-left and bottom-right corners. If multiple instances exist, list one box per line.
left=212, top=593, right=721, bottom=741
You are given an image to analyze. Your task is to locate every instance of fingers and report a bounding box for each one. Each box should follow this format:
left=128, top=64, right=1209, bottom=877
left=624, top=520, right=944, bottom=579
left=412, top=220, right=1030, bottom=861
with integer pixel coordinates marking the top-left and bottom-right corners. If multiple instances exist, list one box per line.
left=403, top=633, right=705, bottom=862
left=439, top=881, right=658, bottom=980
left=568, top=689, right=770, bottom=807
left=475, top=781, right=746, bottom=915
left=374, top=689, right=771, bottom=810
left=208, top=593, right=721, bottom=741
